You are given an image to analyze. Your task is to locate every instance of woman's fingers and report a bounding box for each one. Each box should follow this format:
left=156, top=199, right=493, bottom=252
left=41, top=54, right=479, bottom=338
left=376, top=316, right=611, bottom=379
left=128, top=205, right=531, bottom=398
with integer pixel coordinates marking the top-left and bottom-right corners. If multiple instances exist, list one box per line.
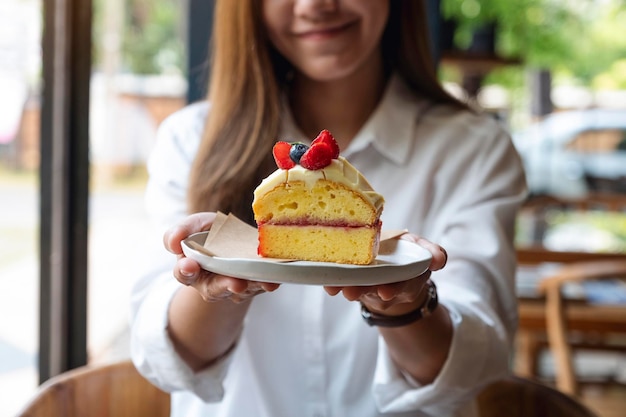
left=195, top=276, right=280, bottom=304
left=164, top=212, right=217, bottom=254
left=324, top=247, right=437, bottom=311
left=329, top=271, right=430, bottom=302
left=324, top=286, right=343, bottom=296
left=174, top=258, right=280, bottom=303
left=400, top=234, right=447, bottom=271
left=260, top=282, right=281, bottom=292
left=375, top=270, right=431, bottom=301
left=174, top=256, right=203, bottom=285
left=164, top=212, right=280, bottom=304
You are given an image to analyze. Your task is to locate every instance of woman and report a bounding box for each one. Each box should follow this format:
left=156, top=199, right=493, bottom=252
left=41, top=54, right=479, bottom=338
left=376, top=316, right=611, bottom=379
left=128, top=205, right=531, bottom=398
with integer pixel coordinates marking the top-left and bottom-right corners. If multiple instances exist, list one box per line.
left=130, top=1, right=527, bottom=416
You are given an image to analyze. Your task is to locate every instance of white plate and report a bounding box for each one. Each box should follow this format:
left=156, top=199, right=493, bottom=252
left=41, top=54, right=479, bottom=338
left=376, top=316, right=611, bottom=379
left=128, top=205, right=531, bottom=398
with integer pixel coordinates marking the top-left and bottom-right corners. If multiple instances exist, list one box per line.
left=181, top=232, right=432, bottom=286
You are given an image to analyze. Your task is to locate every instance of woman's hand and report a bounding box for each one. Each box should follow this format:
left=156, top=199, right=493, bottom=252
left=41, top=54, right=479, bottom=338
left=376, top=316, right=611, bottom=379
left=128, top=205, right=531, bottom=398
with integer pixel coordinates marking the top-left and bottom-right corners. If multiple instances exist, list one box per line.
left=327, top=234, right=452, bottom=384
left=324, top=233, right=447, bottom=315
left=164, top=212, right=280, bottom=304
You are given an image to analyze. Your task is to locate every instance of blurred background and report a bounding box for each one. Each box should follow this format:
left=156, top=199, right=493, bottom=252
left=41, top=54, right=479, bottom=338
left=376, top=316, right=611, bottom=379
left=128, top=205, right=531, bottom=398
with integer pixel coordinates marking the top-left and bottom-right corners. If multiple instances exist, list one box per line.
left=1, top=0, right=625, bottom=415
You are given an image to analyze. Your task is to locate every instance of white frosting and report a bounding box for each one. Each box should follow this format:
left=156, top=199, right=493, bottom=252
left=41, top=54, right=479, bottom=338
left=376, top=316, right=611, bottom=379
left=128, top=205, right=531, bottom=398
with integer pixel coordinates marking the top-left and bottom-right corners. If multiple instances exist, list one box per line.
left=253, top=157, right=384, bottom=211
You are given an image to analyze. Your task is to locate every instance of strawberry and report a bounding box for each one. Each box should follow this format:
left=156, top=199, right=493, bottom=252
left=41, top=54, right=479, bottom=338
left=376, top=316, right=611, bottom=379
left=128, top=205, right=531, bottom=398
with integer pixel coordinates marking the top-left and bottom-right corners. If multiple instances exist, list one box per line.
left=300, top=142, right=334, bottom=170
left=272, top=141, right=296, bottom=169
left=311, top=129, right=340, bottom=159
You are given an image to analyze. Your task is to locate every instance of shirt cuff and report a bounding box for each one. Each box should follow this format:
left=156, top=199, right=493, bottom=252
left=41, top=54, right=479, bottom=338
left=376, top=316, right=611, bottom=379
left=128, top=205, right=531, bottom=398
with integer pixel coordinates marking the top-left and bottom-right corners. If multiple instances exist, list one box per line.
left=372, top=299, right=509, bottom=415
left=130, top=273, right=235, bottom=402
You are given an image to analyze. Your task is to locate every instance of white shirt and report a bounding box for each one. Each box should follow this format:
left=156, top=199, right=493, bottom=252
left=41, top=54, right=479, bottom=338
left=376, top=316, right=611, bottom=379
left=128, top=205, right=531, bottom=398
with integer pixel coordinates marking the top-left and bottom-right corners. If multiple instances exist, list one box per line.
left=130, top=76, right=528, bottom=417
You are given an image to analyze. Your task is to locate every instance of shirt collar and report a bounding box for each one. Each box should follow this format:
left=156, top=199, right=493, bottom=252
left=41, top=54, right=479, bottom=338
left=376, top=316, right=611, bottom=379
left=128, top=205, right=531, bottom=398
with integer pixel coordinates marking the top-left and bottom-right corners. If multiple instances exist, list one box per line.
left=347, top=74, right=428, bottom=165
left=279, top=74, right=428, bottom=165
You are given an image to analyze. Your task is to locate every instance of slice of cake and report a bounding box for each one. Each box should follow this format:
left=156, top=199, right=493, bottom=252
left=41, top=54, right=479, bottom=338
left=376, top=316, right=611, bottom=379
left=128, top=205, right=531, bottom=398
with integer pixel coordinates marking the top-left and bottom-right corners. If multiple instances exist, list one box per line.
left=252, top=130, right=384, bottom=265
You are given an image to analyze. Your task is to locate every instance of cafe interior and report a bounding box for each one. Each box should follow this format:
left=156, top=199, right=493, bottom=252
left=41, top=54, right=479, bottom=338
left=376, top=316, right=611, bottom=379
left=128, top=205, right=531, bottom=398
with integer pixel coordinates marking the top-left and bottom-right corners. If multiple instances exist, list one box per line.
left=2, top=0, right=625, bottom=416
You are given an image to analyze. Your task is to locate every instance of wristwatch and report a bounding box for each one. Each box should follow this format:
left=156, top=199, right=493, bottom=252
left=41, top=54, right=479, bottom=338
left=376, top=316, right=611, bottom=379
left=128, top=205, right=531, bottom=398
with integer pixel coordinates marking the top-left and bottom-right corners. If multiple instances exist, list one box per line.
left=361, top=280, right=438, bottom=327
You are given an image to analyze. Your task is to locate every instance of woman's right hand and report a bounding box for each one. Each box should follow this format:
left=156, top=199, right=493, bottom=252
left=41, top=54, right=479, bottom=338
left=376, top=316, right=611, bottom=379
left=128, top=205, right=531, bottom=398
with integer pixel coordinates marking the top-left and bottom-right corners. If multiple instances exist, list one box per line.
left=163, top=212, right=280, bottom=303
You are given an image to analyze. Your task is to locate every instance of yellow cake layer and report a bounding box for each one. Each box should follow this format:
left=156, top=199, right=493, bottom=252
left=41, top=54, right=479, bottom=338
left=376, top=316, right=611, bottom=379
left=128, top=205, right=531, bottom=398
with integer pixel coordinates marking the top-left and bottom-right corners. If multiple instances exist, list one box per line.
left=258, top=224, right=380, bottom=265
left=253, top=180, right=379, bottom=226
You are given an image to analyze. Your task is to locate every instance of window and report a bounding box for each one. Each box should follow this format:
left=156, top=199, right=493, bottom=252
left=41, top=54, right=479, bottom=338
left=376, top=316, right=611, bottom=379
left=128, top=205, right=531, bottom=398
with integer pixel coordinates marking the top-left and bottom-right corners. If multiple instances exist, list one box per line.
left=0, top=0, right=42, bottom=414
left=0, top=1, right=190, bottom=415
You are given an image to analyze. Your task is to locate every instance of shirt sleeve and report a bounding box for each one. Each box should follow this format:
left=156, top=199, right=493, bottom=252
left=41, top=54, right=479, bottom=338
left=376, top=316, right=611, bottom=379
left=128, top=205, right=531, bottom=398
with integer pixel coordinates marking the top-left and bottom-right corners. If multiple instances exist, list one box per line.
left=129, top=103, right=235, bottom=402
left=130, top=266, right=234, bottom=402
left=372, top=115, right=528, bottom=415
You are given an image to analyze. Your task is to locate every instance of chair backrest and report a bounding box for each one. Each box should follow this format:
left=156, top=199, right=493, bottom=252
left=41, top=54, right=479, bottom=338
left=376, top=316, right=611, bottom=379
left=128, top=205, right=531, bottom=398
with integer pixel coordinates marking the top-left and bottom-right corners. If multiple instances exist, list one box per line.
left=477, top=376, right=598, bottom=417
left=539, top=259, right=626, bottom=395
left=16, top=360, right=170, bottom=417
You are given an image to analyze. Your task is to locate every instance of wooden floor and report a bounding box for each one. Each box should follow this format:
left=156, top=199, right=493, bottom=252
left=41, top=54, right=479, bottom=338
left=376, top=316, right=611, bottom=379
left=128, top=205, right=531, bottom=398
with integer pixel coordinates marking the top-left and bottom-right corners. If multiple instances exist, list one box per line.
left=578, top=385, right=626, bottom=417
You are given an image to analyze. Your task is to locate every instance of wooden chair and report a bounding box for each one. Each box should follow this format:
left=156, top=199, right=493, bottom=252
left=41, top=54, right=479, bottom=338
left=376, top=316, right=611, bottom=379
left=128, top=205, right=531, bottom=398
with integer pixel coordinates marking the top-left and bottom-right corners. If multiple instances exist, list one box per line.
left=16, top=360, right=170, bottom=417
left=17, top=360, right=598, bottom=417
left=514, top=192, right=626, bottom=379
left=516, top=257, right=624, bottom=380
left=538, top=259, right=626, bottom=396
left=477, top=375, right=599, bottom=417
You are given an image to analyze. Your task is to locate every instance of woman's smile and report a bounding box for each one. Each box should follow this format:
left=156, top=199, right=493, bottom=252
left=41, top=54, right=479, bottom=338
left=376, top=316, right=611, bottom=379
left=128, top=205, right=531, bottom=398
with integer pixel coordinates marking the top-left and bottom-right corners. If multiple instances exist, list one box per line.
left=263, top=0, right=389, bottom=82
left=294, top=21, right=357, bottom=42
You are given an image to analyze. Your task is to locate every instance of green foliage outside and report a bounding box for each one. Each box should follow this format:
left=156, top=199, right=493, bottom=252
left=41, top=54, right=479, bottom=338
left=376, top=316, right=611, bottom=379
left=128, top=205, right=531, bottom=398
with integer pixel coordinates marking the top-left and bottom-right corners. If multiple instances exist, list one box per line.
left=93, top=0, right=184, bottom=75
left=122, top=0, right=183, bottom=75
left=442, top=0, right=626, bottom=89
left=594, top=59, right=626, bottom=90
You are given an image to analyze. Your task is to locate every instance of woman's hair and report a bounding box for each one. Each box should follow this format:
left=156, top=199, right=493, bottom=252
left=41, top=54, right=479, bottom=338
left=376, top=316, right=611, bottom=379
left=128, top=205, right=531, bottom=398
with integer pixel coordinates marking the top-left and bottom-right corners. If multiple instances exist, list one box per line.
left=187, top=0, right=463, bottom=223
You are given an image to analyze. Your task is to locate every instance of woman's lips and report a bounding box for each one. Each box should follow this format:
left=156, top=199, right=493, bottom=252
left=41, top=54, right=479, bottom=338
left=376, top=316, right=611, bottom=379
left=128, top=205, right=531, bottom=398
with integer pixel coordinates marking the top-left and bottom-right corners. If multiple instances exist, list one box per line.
left=295, top=22, right=355, bottom=40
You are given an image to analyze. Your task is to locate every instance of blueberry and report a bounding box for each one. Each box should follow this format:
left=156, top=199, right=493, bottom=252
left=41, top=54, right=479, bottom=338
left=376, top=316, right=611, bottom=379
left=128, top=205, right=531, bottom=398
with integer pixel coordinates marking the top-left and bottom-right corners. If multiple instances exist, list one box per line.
left=289, top=142, right=309, bottom=164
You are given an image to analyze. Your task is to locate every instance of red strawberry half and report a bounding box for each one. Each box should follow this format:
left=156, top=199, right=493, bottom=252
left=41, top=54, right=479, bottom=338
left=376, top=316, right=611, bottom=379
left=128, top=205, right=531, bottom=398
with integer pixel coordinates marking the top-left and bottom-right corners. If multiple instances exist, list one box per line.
left=272, top=141, right=296, bottom=169
left=311, top=129, right=340, bottom=159
left=300, top=142, right=334, bottom=170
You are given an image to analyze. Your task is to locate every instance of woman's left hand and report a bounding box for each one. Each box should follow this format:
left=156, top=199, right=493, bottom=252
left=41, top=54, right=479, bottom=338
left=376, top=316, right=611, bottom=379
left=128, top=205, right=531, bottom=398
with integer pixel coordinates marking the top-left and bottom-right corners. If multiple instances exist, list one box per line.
left=323, top=233, right=447, bottom=315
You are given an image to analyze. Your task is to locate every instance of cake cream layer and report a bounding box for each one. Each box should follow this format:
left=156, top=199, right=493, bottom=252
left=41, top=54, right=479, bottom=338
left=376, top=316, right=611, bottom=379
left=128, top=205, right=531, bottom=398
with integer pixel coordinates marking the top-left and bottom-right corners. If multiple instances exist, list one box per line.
left=258, top=224, right=381, bottom=265
left=253, top=157, right=384, bottom=214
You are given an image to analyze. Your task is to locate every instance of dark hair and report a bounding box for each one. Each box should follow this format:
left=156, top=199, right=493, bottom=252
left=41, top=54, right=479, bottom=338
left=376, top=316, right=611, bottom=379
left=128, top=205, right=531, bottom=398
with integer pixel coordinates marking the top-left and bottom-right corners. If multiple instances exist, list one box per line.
left=187, top=0, right=463, bottom=224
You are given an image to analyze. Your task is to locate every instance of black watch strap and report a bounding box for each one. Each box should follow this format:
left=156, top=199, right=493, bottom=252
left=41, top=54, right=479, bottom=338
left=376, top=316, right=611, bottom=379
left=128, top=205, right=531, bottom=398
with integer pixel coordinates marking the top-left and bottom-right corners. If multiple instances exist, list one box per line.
left=361, top=280, right=438, bottom=327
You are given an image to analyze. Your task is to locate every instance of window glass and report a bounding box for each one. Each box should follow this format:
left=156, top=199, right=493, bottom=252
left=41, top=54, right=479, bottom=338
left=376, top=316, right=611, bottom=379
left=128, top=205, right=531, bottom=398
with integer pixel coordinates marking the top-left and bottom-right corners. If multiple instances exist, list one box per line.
left=0, top=0, right=42, bottom=415
left=0, top=1, right=187, bottom=414
left=88, top=0, right=186, bottom=363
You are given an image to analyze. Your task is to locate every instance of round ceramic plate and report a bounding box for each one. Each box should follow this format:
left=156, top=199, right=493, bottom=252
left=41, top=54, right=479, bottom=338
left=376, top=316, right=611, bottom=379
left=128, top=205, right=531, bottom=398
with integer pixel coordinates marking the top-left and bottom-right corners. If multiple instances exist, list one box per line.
left=181, top=232, right=432, bottom=286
